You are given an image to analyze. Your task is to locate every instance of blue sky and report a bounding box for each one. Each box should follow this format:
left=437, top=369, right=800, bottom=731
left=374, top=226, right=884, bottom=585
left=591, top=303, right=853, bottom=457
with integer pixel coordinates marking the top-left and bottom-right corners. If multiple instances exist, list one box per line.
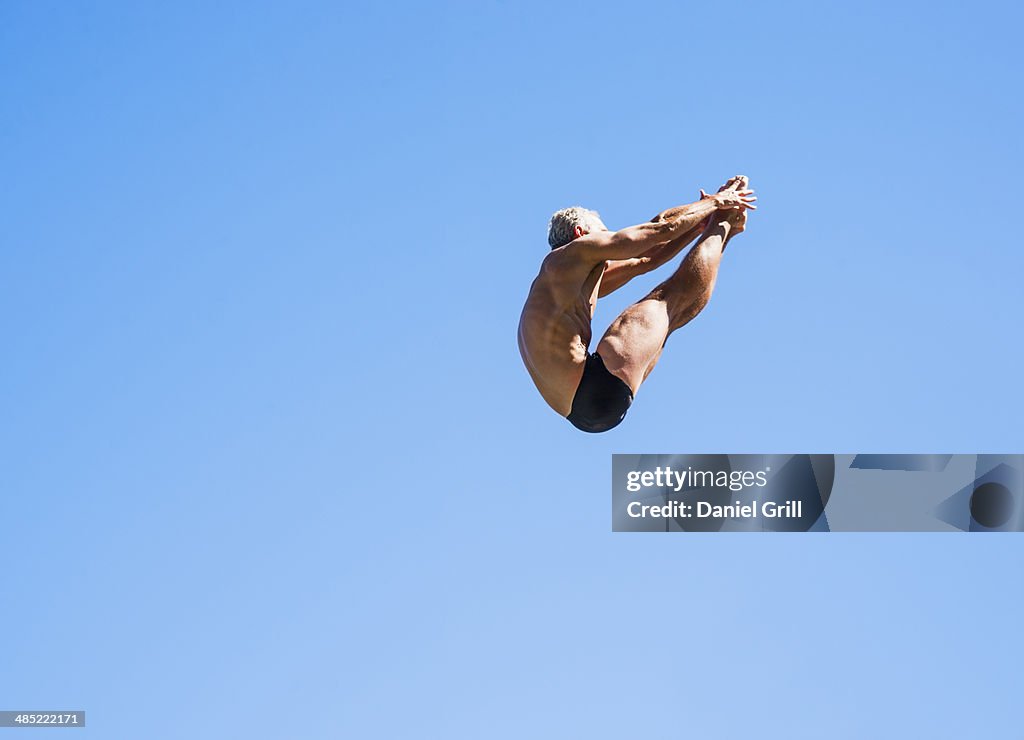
left=2, top=1, right=1022, bottom=737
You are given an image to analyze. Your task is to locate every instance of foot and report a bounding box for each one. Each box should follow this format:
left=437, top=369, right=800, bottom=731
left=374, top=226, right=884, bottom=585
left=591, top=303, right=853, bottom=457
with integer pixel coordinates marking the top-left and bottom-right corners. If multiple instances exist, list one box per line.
left=699, top=176, right=755, bottom=209
left=698, top=176, right=753, bottom=232
left=699, top=175, right=748, bottom=199
left=712, top=177, right=751, bottom=238
left=721, top=206, right=747, bottom=235
left=718, top=174, right=749, bottom=193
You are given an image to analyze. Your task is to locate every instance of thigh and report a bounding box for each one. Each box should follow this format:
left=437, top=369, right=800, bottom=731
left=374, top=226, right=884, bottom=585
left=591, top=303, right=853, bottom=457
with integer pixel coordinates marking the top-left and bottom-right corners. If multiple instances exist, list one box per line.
left=595, top=298, right=672, bottom=396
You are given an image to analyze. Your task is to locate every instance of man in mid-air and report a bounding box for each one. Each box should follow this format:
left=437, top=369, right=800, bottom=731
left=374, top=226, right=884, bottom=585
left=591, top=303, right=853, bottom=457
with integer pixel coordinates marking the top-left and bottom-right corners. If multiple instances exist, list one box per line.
left=517, top=176, right=757, bottom=432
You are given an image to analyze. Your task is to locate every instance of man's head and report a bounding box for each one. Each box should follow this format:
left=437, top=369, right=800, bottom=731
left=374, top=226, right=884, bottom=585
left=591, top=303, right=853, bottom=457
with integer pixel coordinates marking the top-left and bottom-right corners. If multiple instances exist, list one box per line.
left=547, top=206, right=607, bottom=250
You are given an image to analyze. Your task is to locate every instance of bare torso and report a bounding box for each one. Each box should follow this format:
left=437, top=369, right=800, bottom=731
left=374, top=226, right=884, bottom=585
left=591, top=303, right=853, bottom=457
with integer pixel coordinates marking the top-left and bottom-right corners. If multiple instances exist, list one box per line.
left=518, top=182, right=755, bottom=423
left=517, top=248, right=606, bottom=416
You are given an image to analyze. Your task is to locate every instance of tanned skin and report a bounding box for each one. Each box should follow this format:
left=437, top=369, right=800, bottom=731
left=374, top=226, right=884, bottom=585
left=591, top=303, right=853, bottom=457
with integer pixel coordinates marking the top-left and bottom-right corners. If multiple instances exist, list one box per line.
left=517, top=176, right=756, bottom=418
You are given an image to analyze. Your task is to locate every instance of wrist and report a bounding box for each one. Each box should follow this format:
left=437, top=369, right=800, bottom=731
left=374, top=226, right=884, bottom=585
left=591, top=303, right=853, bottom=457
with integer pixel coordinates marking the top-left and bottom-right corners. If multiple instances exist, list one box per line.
left=708, top=193, right=725, bottom=210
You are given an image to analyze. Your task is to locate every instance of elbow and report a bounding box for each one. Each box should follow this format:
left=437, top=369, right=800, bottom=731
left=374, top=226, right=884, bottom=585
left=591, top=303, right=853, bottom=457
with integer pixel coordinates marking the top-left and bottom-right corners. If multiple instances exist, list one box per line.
left=632, top=256, right=655, bottom=274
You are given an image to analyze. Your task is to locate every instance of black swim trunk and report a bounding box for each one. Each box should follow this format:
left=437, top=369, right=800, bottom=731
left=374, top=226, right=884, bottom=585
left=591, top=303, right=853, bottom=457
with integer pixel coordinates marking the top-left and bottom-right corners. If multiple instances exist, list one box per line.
left=566, top=352, right=634, bottom=433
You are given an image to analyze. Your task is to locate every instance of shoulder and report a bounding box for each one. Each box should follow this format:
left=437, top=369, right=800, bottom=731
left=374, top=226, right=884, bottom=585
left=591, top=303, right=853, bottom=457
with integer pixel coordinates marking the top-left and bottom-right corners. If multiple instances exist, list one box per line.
left=524, top=249, right=605, bottom=306
left=536, top=249, right=606, bottom=292
left=544, top=232, right=612, bottom=269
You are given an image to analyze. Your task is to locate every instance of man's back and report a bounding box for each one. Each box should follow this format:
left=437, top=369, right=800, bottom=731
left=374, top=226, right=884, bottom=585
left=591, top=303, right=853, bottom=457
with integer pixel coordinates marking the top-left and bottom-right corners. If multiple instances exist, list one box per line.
left=517, top=247, right=605, bottom=416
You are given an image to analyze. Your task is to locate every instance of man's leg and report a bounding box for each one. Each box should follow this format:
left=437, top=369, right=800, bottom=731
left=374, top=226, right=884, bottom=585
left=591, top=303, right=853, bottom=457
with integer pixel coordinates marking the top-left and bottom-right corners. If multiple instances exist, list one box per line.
left=595, top=219, right=732, bottom=395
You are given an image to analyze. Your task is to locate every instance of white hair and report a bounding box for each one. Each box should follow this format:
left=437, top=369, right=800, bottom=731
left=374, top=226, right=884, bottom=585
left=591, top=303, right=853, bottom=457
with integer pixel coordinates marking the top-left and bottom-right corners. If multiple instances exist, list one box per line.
left=547, top=206, right=605, bottom=249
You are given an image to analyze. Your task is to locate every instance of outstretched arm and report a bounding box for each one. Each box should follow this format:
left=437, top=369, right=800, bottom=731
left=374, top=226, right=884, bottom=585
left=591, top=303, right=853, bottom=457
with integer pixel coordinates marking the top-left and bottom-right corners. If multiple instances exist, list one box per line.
left=573, top=188, right=755, bottom=264
left=597, top=224, right=705, bottom=297
left=597, top=177, right=755, bottom=296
